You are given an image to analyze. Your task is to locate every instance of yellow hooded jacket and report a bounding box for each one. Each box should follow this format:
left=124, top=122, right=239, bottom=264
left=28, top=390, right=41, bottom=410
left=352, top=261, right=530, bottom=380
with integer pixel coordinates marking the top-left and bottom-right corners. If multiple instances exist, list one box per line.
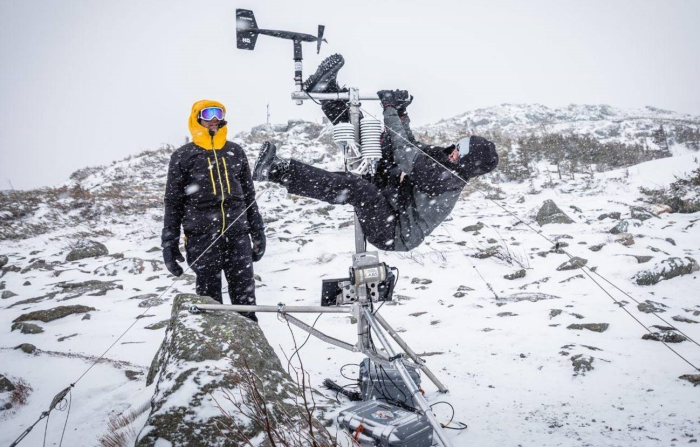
left=189, top=99, right=228, bottom=150
left=161, top=100, right=264, bottom=242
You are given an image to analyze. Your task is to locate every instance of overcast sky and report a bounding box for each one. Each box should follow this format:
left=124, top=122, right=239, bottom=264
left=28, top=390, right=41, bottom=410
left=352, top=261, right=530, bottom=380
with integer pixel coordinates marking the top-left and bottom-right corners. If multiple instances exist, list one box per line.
left=1, top=0, right=699, bottom=190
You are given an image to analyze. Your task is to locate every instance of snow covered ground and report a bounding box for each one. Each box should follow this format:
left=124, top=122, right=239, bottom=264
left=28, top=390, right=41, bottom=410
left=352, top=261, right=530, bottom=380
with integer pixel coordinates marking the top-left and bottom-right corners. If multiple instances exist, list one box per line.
left=1, top=127, right=699, bottom=446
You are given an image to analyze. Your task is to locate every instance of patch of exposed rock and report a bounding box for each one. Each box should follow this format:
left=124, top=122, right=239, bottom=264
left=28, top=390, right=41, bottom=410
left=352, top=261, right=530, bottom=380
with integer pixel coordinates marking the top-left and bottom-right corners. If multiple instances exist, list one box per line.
left=2, top=290, right=18, bottom=299
left=0, top=374, right=15, bottom=392
left=672, top=315, right=698, bottom=324
left=14, top=343, right=37, bottom=354
left=630, top=206, right=655, bottom=222
left=13, top=305, right=96, bottom=323
left=11, top=322, right=44, bottom=334
left=94, top=258, right=162, bottom=276
left=567, top=323, right=609, bottom=333
left=642, top=328, right=686, bottom=343
left=610, top=219, right=641, bottom=235
left=614, top=233, right=635, bottom=246
left=462, top=222, right=484, bottom=232
left=536, top=200, right=574, bottom=226
left=637, top=300, right=669, bottom=314
left=571, top=354, right=594, bottom=376
left=66, top=240, right=109, bottom=262
left=497, top=292, right=560, bottom=304
left=633, top=257, right=699, bottom=286
left=504, top=269, right=526, bottom=280
left=680, top=375, right=700, bottom=386
left=56, top=280, right=123, bottom=300
left=556, top=257, right=588, bottom=271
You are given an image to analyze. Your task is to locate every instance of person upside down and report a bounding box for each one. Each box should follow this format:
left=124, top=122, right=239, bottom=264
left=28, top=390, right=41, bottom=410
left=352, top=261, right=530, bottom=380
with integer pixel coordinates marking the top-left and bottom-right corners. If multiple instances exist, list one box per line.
left=252, top=54, right=499, bottom=252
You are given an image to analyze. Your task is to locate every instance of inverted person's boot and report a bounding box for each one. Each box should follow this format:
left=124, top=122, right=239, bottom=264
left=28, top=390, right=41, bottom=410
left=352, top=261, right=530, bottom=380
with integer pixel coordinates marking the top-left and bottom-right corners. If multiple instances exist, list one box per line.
left=252, top=141, right=290, bottom=183
left=303, top=54, right=345, bottom=93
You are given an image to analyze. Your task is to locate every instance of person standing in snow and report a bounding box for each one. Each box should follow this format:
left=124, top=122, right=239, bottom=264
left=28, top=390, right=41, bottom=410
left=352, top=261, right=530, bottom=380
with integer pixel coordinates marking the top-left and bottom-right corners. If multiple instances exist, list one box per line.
left=252, top=55, right=498, bottom=252
left=161, top=100, right=265, bottom=322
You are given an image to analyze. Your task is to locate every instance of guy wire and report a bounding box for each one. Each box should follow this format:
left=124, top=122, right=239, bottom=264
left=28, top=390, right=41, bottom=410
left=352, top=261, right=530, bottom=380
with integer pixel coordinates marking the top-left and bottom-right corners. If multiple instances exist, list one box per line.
left=360, top=106, right=700, bottom=373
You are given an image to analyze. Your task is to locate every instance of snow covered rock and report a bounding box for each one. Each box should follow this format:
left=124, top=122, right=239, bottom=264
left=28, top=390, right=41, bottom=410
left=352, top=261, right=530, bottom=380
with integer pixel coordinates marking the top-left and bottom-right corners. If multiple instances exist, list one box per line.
left=630, top=206, right=655, bottom=222
left=0, top=255, right=7, bottom=268
left=138, top=294, right=333, bottom=447
left=571, top=354, right=595, bottom=376
left=94, top=258, right=162, bottom=276
left=1, top=291, right=17, bottom=299
left=609, top=219, right=641, bottom=235
left=637, top=300, right=669, bottom=313
left=679, top=375, right=700, bottom=386
left=65, top=240, right=108, bottom=262
left=0, top=375, right=15, bottom=393
left=614, top=233, right=635, bottom=246
left=11, top=322, right=44, bottom=334
left=12, top=305, right=95, bottom=323
left=536, top=200, right=574, bottom=226
left=556, top=257, right=588, bottom=271
left=504, top=269, right=527, bottom=280
left=14, top=343, right=36, bottom=354
left=567, top=323, right=609, bottom=333
left=633, top=257, right=699, bottom=286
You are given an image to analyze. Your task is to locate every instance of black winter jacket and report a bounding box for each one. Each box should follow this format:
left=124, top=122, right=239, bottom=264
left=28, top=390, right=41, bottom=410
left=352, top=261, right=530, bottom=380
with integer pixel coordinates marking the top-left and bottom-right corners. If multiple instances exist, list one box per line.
left=376, top=108, right=499, bottom=251
left=161, top=141, right=264, bottom=249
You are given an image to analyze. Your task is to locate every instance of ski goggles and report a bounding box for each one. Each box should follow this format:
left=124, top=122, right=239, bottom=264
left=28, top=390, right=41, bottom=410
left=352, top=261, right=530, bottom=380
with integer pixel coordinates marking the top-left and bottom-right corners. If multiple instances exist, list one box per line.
left=199, top=107, right=225, bottom=121
left=455, top=137, right=471, bottom=158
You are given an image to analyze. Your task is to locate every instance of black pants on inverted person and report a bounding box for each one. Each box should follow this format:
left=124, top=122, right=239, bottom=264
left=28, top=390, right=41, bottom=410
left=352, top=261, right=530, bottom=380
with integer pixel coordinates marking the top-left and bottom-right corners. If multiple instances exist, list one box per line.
left=285, top=160, right=397, bottom=249
left=185, top=232, right=257, bottom=322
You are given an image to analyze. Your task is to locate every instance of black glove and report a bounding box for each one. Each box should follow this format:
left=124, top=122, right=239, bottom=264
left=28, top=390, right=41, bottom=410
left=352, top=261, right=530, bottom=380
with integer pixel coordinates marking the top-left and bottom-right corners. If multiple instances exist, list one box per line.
left=163, top=245, right=184, bottom=277
left=396, top=94, right=413, bottom=115
left=251, top=231, right=266, bottom=262
left=377, top=90, right=411, bottom=110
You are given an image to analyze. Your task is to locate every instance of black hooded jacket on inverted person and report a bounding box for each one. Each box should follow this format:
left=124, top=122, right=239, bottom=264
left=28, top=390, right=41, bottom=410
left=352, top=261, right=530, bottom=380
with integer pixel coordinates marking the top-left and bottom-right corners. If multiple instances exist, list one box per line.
left=374, top=106, right=499, bottom=251
left=256, top=103, right=498, bottom=252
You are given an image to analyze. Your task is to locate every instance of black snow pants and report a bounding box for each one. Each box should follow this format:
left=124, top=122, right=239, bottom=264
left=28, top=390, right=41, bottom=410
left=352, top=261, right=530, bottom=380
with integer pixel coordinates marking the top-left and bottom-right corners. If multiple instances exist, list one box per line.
left=185, top=232, right=257, bottom=322
left=286, top=160, right=397, bottom=249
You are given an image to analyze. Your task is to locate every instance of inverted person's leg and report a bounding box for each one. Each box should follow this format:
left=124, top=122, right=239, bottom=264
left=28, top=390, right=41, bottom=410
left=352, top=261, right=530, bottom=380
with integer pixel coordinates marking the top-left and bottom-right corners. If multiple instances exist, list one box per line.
left=285, top=160, right=383, bottom=207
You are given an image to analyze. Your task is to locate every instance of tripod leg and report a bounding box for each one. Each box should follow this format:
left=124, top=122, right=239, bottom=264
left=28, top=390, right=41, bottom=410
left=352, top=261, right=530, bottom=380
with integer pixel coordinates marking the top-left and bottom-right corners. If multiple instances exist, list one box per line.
left=361, top=308, right=454, bottom=447
left=373, top=311, right=449, bottom=393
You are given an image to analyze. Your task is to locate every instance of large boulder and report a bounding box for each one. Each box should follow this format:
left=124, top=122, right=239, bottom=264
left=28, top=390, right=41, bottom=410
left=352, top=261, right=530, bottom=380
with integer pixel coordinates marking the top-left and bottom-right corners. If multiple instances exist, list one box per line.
left=65, top=240, right=109, bottom=262
left=138, top=294, right=333, bottom=447
left=536, top=200, right=574, bottom=226
left=633, top=257, right=699, bottom=286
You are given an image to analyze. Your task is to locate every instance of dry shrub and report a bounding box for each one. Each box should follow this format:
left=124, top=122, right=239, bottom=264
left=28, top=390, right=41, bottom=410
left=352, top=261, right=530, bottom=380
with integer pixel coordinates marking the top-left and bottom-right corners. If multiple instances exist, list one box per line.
left=98, top=401, right=151, bottom=447
left=212, top=327, right=348, bottom=447
left=10, top=378, right=32, bottom=406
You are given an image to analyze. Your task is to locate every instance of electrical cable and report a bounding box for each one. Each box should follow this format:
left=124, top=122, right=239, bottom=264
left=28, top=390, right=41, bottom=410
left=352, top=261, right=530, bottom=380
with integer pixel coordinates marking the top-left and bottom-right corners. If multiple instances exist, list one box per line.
left=58, top=390, right=72, bottom=447
left=360, top=105, right=700, bottom=373
left=42, top=412, right=49, bottom=447
left=286, top=313, right=323, bottom=374
left=340, top=363, right=360, bottom=381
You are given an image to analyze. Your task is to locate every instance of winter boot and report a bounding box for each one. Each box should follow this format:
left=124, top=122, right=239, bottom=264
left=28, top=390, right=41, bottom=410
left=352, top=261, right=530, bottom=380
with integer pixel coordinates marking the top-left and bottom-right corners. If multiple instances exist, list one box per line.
left=303, top=54, right=345, bottom=93
left=252, top=141, right=290, bottom=183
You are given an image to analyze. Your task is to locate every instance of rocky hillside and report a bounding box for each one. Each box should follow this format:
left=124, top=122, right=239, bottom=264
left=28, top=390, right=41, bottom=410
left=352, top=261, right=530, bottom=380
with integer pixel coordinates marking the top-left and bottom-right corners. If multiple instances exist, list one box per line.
left=1, top=104, right=700, bottom=445
left=418, top=103, right=700, bottom=148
